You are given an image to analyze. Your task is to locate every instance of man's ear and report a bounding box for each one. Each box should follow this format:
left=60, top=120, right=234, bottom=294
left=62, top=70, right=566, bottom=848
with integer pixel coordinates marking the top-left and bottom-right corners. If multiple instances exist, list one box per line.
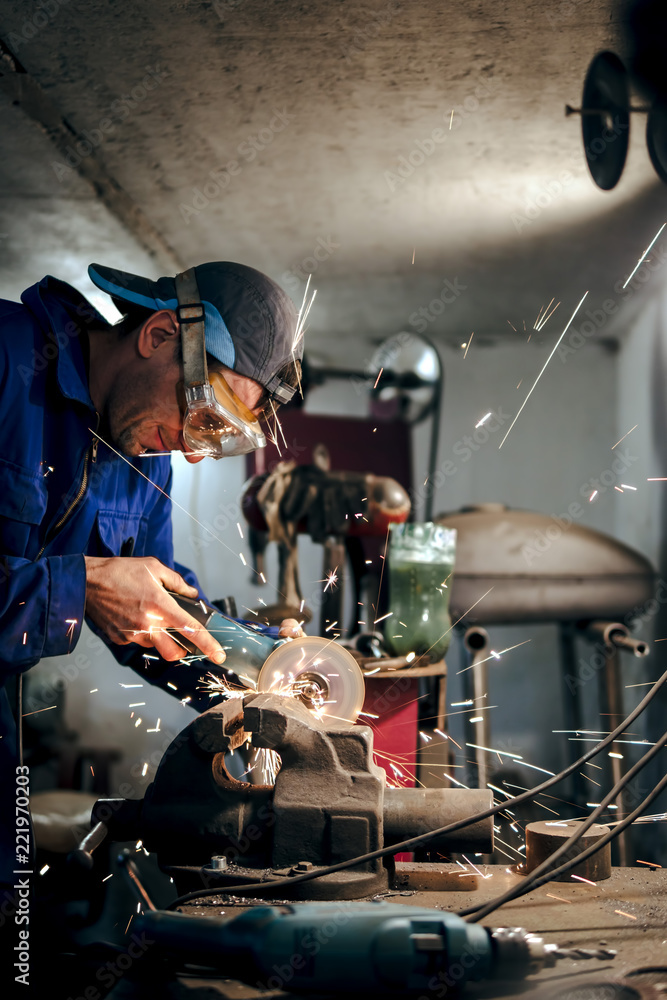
left=136, top=309, right=179, bottom=359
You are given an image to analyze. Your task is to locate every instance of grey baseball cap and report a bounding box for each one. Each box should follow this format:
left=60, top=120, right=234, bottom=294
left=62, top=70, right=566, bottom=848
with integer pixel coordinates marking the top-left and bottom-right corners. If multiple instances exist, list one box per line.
left=88, top=261, right=301, bottom=402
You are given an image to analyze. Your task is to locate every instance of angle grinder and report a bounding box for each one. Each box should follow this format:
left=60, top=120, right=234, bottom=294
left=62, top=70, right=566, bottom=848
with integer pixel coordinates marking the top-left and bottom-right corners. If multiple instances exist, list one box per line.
left=167, top=592, right=365, bottom=723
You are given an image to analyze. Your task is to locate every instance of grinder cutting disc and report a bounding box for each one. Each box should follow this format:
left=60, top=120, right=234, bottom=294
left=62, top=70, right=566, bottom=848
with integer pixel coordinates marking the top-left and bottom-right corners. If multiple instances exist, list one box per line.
left=580, top=50, right=630, bottom=190
left=257, top=637, right=365, bottom=724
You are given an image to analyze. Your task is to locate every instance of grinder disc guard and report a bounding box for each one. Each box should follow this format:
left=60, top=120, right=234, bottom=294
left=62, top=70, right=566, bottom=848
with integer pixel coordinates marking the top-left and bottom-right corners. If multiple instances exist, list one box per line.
left=257, top=637, right=365, bottom=723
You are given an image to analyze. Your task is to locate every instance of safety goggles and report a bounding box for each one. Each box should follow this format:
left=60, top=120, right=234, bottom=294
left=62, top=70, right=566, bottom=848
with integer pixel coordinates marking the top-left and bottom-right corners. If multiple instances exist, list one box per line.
left=175, top=270, right=267, bottom=458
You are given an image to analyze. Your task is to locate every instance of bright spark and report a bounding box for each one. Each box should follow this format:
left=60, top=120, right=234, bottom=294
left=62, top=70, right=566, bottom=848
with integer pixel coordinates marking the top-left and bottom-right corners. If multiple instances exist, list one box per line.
left=612, top=425, right=638, bottom=449
left=499, top=291, right=588, bottom=448
left=456, top=639, right=531, bottom=673
left=536, top=299, right=560, bottom=331
left=467, top=743, right=523, bottom=759
left=622, top=223, right=666, bottom=289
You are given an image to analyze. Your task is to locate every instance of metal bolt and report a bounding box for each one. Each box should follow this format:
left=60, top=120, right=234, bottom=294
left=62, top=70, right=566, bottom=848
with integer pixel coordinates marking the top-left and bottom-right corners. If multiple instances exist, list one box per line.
left=209, top=856, right=228, bottom=871
left=294, top=861, right=314, bottom=872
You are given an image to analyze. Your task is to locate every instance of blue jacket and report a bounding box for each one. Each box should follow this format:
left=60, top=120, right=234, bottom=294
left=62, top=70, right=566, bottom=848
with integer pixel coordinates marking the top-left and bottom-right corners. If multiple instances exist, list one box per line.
left=0, top=276, right=209, bottom=884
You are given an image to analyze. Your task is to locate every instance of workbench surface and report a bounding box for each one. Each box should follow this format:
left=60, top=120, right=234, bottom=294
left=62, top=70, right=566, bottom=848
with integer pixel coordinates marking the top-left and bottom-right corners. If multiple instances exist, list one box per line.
left=111, top=864, right=667, bottom=999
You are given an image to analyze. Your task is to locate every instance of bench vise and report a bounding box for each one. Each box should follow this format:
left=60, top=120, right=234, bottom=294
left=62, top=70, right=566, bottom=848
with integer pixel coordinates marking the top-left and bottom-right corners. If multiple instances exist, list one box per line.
left=85, top=693, right=493, bottom=899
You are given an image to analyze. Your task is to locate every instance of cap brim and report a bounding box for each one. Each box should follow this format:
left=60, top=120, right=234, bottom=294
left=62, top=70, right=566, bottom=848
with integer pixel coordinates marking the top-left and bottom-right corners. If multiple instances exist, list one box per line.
left=88, top=263, right=163, bottom=311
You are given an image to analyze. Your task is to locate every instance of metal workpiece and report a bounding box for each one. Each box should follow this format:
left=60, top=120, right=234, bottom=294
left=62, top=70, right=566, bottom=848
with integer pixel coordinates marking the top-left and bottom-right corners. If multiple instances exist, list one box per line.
left=383, top=787, right=494, bottom=853
left=524, top=821, right=612, bottom=883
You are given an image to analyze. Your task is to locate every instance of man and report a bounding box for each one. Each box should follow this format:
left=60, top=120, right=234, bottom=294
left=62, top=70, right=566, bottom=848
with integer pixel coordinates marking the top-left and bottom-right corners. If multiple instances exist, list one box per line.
left=0, top=260, right=303, bottom=956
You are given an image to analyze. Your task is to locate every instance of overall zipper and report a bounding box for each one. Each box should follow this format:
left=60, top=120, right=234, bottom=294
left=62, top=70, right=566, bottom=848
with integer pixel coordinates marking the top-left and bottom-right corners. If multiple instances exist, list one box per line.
left=36, top=421, right=99, bottom=559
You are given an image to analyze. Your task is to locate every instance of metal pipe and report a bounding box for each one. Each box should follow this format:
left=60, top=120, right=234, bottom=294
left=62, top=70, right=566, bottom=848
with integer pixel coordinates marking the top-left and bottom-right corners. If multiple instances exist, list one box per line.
left=424, top=339, right=443, bottom=523
left=383, top=787, right=494, bottom=853
left=583, top=620, right=649, bottom=657
left=462, top=627, right=491, bottom=790
left=596, top=646, right=630, bottom=866
left=559, top=623, right=587, bottom=808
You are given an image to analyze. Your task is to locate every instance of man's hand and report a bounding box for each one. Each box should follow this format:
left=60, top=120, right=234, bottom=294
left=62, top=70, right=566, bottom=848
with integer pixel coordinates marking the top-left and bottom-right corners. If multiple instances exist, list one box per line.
left=278, top=618, right=305, bottom=639
left=84, top=556, right=226, bottom=664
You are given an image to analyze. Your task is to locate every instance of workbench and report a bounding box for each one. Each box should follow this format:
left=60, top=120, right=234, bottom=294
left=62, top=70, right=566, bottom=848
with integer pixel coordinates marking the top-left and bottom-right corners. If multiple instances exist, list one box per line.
left=107, top=864, right=667, bottom=998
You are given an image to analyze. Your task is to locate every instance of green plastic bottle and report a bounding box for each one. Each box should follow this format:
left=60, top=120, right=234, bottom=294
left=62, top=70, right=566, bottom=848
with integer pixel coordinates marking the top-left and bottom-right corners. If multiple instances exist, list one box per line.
left=385, top=522, right=457, bottom=661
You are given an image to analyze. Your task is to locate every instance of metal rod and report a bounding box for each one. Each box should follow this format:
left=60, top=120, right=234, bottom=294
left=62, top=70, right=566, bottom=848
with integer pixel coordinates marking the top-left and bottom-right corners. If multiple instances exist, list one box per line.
left=559, top=623, right=587, bottom=807
left=383, top=787, right=494, bottom=853
left=597, top=647, right=629, bottom=866
left=462, top=627, right=491, bottom=790
left=424, top=339, right=443, bottom=523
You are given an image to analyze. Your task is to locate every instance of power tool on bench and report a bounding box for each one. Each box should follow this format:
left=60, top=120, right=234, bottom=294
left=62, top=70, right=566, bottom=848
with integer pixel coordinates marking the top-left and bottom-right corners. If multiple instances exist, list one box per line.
left=134, top=899, right=616, bottom=994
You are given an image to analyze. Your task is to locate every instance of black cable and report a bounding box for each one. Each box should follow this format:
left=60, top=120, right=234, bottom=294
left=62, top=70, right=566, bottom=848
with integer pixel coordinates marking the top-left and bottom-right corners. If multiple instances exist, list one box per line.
left=165, top=666, right=667, bottom=910
left=465, top=767, right=667, bottom=923
left=460, top=727, right=667, bottom=920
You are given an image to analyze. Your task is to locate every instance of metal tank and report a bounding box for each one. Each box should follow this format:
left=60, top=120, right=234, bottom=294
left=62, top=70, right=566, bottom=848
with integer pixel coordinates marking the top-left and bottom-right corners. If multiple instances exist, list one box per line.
left=436, top=503, right=656, bottom=624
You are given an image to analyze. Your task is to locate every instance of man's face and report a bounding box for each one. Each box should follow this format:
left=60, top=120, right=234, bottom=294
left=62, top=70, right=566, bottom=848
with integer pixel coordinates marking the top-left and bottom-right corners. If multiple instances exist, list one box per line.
left=103, top=312, right=265, bottom=463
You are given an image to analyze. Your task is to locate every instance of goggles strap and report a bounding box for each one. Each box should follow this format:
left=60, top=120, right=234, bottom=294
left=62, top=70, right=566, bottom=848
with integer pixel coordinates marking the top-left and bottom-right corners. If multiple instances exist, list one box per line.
left=175, top=269, right=208, bottom=389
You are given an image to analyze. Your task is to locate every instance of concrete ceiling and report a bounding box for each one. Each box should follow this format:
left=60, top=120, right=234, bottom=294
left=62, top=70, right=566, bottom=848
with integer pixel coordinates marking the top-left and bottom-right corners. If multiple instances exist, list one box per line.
left=2, top=0, right=667, bottom=362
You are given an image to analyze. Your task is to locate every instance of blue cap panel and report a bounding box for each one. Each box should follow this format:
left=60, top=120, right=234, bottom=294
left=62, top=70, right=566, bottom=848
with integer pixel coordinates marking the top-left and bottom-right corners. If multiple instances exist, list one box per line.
left=88, top=264, right=236, bottom=369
